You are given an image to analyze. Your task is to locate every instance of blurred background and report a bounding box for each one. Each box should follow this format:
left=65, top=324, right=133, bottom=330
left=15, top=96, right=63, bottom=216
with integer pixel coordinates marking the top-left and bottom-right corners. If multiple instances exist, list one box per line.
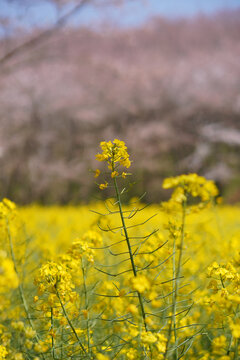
left=0, top=0, right=240, bottom=204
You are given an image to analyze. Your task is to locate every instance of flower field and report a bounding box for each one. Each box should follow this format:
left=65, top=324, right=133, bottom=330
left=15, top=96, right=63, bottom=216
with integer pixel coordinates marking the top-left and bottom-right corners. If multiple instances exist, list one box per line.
left=0, top=140, right=240, bottom=359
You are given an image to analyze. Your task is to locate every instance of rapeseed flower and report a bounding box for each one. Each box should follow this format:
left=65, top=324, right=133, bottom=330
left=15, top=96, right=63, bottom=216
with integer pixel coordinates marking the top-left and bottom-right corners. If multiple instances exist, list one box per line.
left=96, top=139, right=131, bottom=171
left=0, top=346, right=7, bottom=360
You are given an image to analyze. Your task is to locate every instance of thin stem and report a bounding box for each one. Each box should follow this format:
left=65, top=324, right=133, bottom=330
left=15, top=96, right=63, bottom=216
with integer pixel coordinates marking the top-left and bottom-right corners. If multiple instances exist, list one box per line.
left=56, top=288, right=90, bottom=359
left=164, top=229, right=178, bottom=360
left=163, top=321, right=172, bottom=360
left=51, top=307, right=56, bottom=359
left=6, top=218, right=46, bottom=360
left=113, top=175, right=148, bottom=332
left=61, top=326, right=63, bottom=360
left=173, top=199, right=187, bottom=360
left=219, top=274, right=225, bottom=288
left=173, top=228, right=177, bottom=351
left=234, top=339, right=239, bottom=360
left=82, top=259, right=91, bottom=355
left=227, top=304, right=239, bottom=356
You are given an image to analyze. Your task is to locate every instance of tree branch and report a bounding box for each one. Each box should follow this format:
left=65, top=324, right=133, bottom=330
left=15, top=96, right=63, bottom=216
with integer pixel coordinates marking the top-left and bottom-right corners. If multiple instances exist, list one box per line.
left=0, top=0, right=90, bottom=66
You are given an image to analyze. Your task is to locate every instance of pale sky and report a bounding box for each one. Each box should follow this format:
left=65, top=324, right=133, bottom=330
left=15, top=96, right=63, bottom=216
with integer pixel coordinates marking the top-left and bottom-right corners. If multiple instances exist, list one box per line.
left=0, top=0, right=240, bottom=29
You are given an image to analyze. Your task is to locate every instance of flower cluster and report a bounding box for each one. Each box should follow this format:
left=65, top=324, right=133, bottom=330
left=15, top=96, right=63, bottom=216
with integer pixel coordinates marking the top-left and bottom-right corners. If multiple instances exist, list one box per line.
left=0, top=198, right=17, bottom=242
left=0, top=251, right=18, bottom=293
left=198, top=260, right=240, bottom=358
left=35, top=261, right=75, bottom=298
left=162, top=173, right=219, bottom=212
left=0, top=345, right=7, bottom=360
left=96, top=139, right=131, bottom=169
left=95, top=139, right=131, bottom=189
left=0, top=198, right=16, bottom=218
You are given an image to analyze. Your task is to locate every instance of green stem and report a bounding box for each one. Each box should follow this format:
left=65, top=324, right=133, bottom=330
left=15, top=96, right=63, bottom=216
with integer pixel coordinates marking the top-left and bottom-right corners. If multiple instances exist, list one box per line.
left=220, top=274, right=225, bottom=288
left=163, top=320, right=172, bottom=360
left=6, top=219, right=46, bottom=360
left=56, top=288, right=90, bottom=359
left=164, top=229, right=178, bottom=360
left=113, top=175, right=148, bottom=332
left=61, top=326, right=63, bottom=360
left=51, top=307, right=56, bottom=359
left=172, top=199, right=187, bottom=360
left=234, top=339, right=239, bottom=360
left=173, top=230, right=178, bottom=354
left=227, top=305, right=239, bottom=356
left=82, top=259, right=91, bottom=355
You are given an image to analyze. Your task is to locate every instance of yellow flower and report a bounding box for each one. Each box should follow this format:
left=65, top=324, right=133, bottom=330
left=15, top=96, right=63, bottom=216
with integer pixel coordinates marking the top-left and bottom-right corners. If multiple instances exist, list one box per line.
left=82, top=309, right=88, bottom=318
left=162, top=174, right=218, bottom=211
left=99, top=182, right=108, bottom=190
left=82, top=230, right=102, bottom=247
left=34, top=341, right=48, bottom=353
left=126, top=348, right=138, bottom=359
left=96, top=354, right=110, bottom=360
left=130, top=275, right=151, bottom=293
left=2, top=198, right=16, bottom=211
left=127, top=304, right=138, bottom=315
left=25, top=339, right=33, bottom=349
left=111, top=171, right=118, bottom=178
left=0, top=251, right=19, bottom=292
left=141, top=331, right=157, bottom=344
left=212, top=335, right=227, bottom=355
left=230, top=320, right=240, bottom=339
left=59, top=317, right=68, bottom=326
left=96, top=139, right=131, bottom=170
left=94, top=169, right=101, bottom=178
left=228, top=294, right=240, bottom=304
left=35, top=261, right=75, bottom=299
left=11, top=321, right=24, bottom=331
left=0, top=345, right=7, bottom=360
left=96, top=153, right=108, bottom=161
left=14, top=354, right=24, bottom=360
left=25, top=326, right=36, bottom=339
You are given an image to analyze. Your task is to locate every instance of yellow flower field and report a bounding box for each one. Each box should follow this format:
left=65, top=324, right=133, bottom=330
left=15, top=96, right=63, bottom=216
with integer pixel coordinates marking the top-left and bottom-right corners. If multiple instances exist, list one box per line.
left=0, top=140, right=239, bottom=359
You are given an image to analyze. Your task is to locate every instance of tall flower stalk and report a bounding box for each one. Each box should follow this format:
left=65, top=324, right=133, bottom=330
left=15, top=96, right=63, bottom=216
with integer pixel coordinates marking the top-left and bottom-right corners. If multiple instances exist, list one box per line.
left=162, top=174, right=219, bottom=359
left=95, top=140, right=148, bottom=331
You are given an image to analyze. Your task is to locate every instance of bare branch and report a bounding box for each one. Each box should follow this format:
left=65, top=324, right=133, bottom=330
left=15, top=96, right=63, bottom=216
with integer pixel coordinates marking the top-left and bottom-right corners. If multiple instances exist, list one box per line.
left=0, top=0, right=90, bottom=66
